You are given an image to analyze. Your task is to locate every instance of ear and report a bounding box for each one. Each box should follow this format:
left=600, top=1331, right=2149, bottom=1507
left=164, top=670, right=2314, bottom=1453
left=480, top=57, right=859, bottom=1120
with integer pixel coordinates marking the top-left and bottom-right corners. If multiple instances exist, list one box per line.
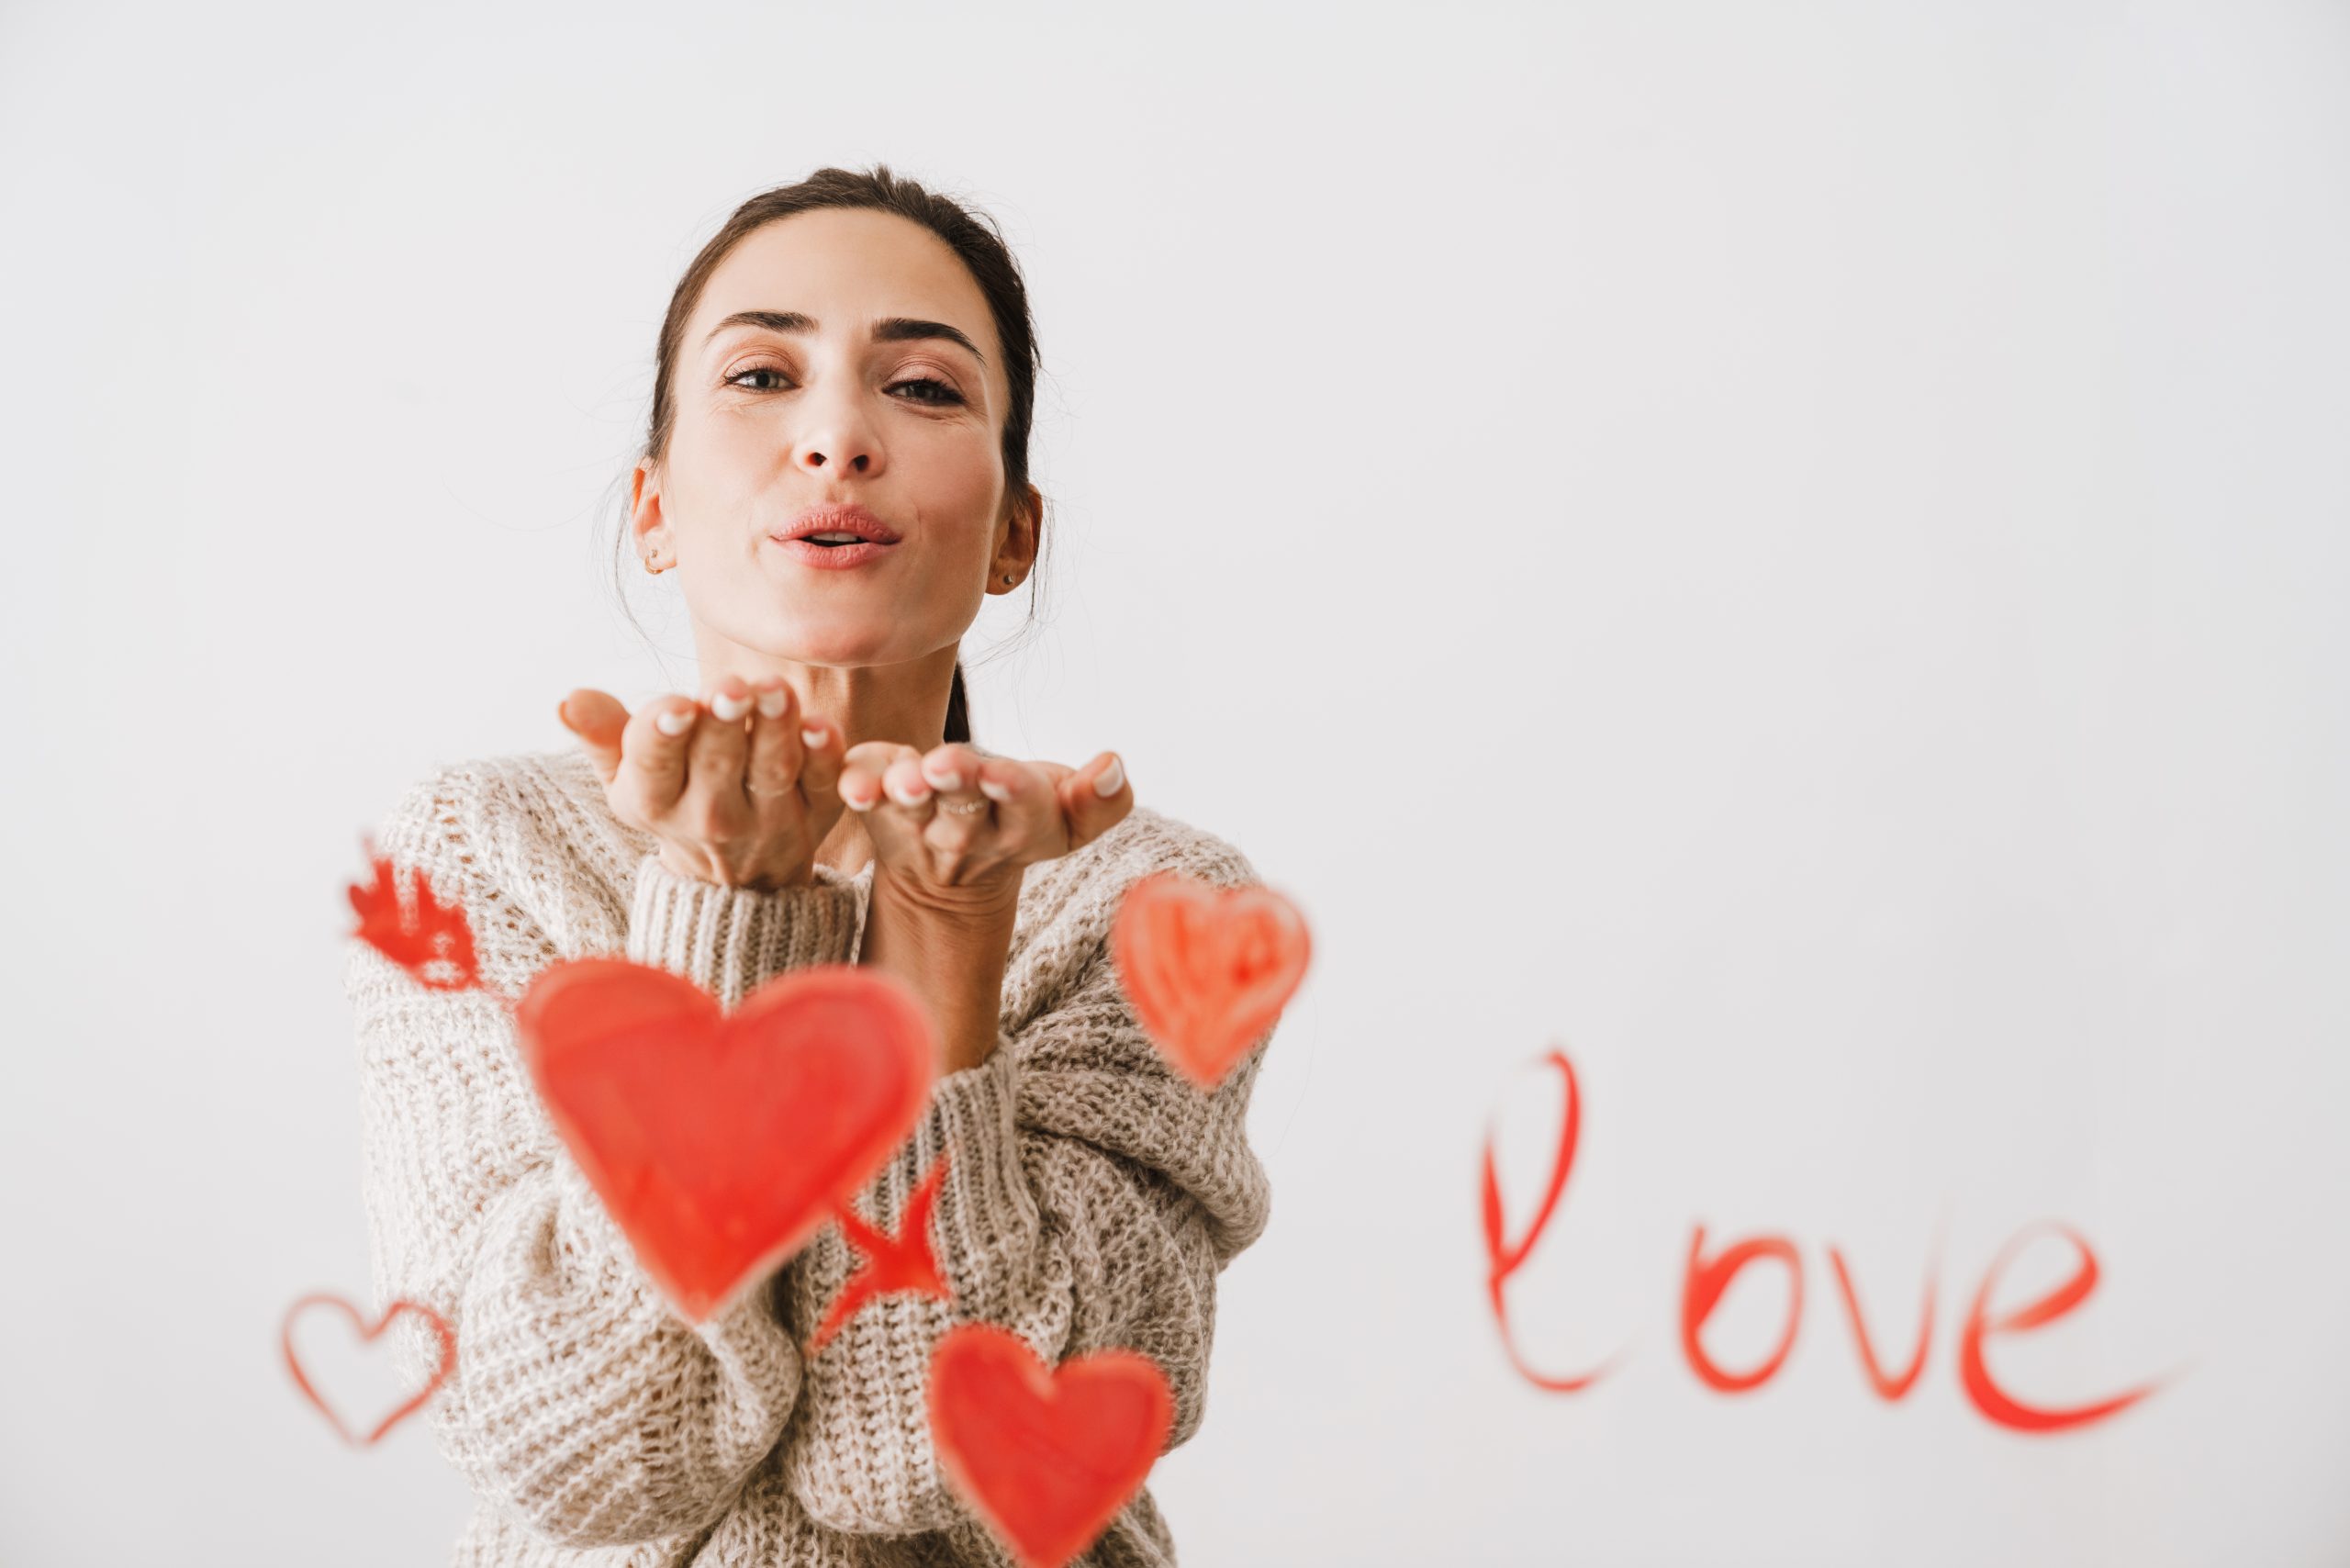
left=992, top=483, right=1044, bottom=582
left=630, top=461, right=667, bottom=557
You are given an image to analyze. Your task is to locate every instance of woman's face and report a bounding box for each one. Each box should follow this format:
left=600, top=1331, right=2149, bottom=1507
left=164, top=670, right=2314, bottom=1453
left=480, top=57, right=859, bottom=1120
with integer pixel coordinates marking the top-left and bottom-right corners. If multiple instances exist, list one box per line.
left=637, top=207, right=1035, bottom=671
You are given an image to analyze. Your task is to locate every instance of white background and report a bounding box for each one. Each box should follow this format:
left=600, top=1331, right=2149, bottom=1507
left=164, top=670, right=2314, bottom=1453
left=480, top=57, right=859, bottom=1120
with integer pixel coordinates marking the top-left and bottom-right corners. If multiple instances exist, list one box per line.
left=4, top=3, right=2345, bottom=1564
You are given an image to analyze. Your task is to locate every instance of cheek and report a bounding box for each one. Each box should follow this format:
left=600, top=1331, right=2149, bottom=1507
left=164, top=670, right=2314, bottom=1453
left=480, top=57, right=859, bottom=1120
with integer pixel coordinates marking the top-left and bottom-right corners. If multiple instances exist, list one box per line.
left=910, top=431, right=1005, bottom=533
left=665, top=421, right=765, bottom=510
left=924, top=425, right=1002, bottom=498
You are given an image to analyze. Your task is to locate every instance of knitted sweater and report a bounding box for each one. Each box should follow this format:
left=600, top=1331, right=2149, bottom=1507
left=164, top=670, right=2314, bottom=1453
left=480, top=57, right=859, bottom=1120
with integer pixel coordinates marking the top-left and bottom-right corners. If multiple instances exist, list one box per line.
left=344, top=744, right=1276, bottom=1567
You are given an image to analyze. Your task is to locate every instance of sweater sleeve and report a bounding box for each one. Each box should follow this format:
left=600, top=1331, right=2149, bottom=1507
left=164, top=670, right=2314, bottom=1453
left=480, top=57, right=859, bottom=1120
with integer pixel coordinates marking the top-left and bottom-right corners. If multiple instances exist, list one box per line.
left=347, top=764, right=867, bottom=1549
left=776, top=845, right=1277, bottom=1537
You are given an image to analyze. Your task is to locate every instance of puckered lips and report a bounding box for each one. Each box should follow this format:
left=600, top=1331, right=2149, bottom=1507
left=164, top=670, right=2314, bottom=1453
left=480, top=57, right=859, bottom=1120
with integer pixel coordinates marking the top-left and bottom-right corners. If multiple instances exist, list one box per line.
left=769, top=502, right=901, bottom=568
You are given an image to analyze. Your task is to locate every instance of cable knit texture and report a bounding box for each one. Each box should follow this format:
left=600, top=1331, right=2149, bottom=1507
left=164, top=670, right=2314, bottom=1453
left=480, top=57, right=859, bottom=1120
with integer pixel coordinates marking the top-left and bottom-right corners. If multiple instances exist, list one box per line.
left=346, top=745, right=1277, bottom=1567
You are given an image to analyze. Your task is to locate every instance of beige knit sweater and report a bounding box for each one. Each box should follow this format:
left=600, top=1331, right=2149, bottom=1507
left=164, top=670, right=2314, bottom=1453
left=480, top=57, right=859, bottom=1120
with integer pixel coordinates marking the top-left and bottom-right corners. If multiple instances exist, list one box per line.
left=345, top=744, right=1276, bottom=1567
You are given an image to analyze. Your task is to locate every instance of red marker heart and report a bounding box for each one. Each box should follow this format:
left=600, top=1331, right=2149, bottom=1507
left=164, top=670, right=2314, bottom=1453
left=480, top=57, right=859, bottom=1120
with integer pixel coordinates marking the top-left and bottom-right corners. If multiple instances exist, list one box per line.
left=514, top=958, right=936, bottom=1325
left=281, top=1292, right=455, bottom=1446
left=928, top=1323, right=1174, bottom=1568
left=1109, top=871, right=1311, bottom=1088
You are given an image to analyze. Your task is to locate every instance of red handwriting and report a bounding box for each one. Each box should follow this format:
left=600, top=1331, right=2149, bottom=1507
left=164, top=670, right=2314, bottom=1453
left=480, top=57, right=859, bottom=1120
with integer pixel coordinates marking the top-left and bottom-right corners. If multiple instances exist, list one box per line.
left=1958, top=1219, right=2165, bottom=1432
left=1682, top=1226, right=1804, bottom=1393
left=1478, top=1048, right=1628, bottom=1392
left=1829, top=1226, right=1938, bottom=1400
left=1481, top=1046, right=2175, bottom=1432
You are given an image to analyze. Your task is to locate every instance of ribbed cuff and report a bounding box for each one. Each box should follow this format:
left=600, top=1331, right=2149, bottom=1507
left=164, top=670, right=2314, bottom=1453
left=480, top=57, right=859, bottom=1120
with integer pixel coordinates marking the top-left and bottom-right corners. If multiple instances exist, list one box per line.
left=624, top=854, right=866, bottom=1010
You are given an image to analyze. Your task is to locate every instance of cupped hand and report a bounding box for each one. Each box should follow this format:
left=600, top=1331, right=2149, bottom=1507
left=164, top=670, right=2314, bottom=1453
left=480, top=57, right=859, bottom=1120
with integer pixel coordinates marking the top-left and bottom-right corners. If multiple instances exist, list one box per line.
left=556, top=676, right=849, bottom=892
left=840, top=741, right=1133, bottom=912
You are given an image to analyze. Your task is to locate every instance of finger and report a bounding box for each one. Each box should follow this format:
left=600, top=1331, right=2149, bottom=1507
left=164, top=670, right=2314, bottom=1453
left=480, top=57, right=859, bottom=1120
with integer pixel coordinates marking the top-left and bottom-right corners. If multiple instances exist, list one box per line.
left=795, top=709, right=845, bottom=807
left=624, top=694, right=699, bottom=812
left=881, top=753, right=940, bottom=823
left=840, top=741, right=912, bottom=816
left=1057, top=750, right=1132, bottom=852
left=919, top=744, right=994, bottom=847
left=558, top=689, right=630, bottom=782
left=693, top=676, right=755, bottom=804
left=744, top=678, right=805, bottom=802
left=970, top=756, right=1058, bottom=844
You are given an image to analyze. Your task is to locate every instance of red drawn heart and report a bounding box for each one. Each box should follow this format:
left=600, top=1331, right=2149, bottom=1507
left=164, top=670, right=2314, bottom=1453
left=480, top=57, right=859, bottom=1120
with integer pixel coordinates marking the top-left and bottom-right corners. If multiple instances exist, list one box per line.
left=1109, top=870, right=1311, bottom=1088
left=928, top=1322, right=1174, bottom=1568
left=281, top=1292, right=455, bottom=1446
left=513, top=958, right=936, bottom=1325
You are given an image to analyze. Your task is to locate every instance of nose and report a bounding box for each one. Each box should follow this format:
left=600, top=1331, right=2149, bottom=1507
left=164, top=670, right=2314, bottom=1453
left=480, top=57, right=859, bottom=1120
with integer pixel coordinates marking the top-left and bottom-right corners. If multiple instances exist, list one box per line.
left=799, top=444, right=869, bottom=474
left=791, top=382, right=880, bottom=476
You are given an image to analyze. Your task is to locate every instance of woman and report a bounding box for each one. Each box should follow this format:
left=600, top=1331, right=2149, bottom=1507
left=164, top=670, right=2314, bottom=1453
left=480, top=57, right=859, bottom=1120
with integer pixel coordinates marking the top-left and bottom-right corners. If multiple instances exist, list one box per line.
left=347, top=165, right=1277, bottom=1568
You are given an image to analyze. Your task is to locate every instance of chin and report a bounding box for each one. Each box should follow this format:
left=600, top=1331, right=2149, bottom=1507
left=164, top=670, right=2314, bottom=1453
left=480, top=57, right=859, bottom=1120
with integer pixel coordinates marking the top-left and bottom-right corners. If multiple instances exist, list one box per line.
left=756, top=626, right=901, bottom=666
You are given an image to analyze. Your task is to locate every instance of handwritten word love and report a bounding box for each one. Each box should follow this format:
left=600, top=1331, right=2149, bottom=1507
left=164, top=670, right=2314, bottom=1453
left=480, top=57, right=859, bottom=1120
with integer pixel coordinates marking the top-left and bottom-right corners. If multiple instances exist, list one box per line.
left=1481, top=1047, right=2177, bottom=1432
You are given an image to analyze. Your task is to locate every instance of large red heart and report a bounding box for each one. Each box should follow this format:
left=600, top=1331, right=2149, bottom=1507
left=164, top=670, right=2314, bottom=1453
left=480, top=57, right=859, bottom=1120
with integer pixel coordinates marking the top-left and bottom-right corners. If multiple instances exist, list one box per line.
left=281, top=1292, right=455, bottom=1446
left=513, top=958, right=935, bottom=1325
left=928, top=1322, right=1174, bottom=1568
left=1109, top=871, right=1311, bottom=1089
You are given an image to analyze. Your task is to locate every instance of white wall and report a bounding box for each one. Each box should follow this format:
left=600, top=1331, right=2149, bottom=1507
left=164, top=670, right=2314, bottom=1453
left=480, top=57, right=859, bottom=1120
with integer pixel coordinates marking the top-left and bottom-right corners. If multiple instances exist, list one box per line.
left=5, top=2, right=2345, bottom=1563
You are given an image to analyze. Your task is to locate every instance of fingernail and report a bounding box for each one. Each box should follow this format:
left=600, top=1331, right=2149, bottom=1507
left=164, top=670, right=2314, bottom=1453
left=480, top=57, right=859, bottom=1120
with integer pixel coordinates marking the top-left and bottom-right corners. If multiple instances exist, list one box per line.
left=711, top=690, right=752, bottom=722
left=1093, top=755, right=1125, bottom=797
left=758, top=686, right=790, bottom=719
left=923, top=758, right=962, bottom=790
left=888, top=774, right=932, bottom=807
left=979, top=777, right=1013, bottom=802
left=845, top=784, right=877, bottom=812
left=800, top=725, right=824, bottom=748
left=656, top=708, right=692, bottom=736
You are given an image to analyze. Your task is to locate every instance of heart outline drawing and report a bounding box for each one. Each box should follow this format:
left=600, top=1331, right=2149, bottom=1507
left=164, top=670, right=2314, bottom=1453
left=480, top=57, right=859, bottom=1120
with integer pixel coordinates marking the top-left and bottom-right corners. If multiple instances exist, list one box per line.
left=281, top=1291, right=455, bottom=1447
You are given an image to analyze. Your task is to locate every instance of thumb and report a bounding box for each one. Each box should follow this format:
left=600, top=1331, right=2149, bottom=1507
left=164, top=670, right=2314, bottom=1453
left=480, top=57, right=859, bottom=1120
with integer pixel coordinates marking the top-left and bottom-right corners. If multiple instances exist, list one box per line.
left=557, top=689, right=631, bottom=781
left=1058, top=751, right=1133, bottom=852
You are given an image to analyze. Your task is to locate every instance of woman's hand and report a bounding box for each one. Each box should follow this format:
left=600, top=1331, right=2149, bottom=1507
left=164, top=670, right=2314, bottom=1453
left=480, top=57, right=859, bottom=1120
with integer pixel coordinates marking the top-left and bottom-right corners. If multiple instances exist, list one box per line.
left=557, top=676, right=849, bottom=892
left=845, top=742, right=1133, bottom=1073
left=840, top=742, right=1134, bottom=913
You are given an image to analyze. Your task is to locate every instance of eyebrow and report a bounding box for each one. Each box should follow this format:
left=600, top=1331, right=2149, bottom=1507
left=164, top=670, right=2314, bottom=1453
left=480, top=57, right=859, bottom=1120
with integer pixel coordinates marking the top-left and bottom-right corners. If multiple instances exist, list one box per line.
left=699, top=310, right=987, bottom=367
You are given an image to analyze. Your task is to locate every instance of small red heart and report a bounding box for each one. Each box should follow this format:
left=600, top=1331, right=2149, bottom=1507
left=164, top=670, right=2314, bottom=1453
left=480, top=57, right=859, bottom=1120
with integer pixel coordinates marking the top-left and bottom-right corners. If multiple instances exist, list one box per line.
left=513, top=958, right=936, bottom=1325
left=281, top=1292, right=455, bottom=1446
left=928, top=1322, right=1174, bottom=1568
left=1110, top=871, right=1311, bottom=1088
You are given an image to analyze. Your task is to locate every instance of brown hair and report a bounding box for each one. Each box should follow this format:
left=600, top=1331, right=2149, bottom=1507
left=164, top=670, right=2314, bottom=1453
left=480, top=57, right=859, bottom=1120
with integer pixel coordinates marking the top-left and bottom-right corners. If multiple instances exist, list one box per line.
left=610, top=163, right=1048, bottom=744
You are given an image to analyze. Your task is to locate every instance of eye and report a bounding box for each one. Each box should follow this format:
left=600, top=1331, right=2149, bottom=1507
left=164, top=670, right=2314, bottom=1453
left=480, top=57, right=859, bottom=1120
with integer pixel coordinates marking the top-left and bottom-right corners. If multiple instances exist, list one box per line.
left=724, top=364, right=789, bottom=393
left=889, top=375, right=967, bottom=407
left=721, top=363, right=966, bottom=407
